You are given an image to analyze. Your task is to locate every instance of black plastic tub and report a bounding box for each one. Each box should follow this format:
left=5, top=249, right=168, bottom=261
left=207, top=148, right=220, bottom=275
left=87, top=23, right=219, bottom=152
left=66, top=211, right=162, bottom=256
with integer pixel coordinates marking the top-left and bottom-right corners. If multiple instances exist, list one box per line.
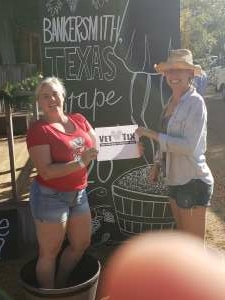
left=19, top=254, right=101, bottom=300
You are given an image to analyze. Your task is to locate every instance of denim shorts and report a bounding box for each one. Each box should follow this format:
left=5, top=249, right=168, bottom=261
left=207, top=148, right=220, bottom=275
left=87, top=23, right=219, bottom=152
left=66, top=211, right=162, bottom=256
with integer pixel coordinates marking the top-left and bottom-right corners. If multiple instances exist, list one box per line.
left=168, top=179, right=213, bottom=209
left=30, top=180, right=90, bottom=222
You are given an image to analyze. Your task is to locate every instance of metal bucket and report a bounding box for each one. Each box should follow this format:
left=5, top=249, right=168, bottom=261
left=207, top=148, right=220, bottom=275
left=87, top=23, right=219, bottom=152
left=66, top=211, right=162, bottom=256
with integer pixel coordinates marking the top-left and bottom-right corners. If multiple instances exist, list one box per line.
left=19, top=254, right=101, bottom=300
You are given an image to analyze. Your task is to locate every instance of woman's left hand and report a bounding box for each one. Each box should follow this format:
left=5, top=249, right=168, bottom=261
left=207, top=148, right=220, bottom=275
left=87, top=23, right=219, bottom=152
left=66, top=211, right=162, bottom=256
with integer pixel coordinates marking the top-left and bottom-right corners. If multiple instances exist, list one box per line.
left=135, top=127, right=159, bottom=141
left=81, top=147, right=98, bottom=166
left=135, top=127, right=147, bottom=138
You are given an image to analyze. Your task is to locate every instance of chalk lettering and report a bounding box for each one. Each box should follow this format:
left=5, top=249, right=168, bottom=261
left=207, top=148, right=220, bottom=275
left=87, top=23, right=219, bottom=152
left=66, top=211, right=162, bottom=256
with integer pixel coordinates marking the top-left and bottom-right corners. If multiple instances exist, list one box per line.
left=102, top=46, right=117, bottom=81
left=45, top=47, right=65, bottom=75
left=43, top=15, right=121, bottom=44
left=0, top=218, right=9, bottom=259
left=67, top=89, right=122, bottom=121
left=87, top=160, right=95, bottom=184
left=88, top=160, right=114, bottom=185
left=97, top=160, right=113, bottom=184
left=92, top=45, right=103, bottom=80
left=0, top=218, right=9, bottom=237
left=0, top=238, right=5, bottom=258
left=76, top=46, right=92, bottom=80
left=46, top=45, right=117, bottom=81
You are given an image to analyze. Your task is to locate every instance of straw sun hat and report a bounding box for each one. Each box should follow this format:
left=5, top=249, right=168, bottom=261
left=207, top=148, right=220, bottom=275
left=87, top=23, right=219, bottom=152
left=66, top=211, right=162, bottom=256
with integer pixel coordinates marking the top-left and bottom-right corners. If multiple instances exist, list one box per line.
left=154, top=49, right=202, bottom=76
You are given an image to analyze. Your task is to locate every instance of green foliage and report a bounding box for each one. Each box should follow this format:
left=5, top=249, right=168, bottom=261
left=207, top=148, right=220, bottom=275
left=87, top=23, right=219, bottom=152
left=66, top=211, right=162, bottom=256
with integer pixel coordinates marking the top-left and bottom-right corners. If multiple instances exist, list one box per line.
left=1, top=73, right=43, bottom=110
left=181, top=0, right=225, bottom=66
left=2, top=73, right=43, bottom=98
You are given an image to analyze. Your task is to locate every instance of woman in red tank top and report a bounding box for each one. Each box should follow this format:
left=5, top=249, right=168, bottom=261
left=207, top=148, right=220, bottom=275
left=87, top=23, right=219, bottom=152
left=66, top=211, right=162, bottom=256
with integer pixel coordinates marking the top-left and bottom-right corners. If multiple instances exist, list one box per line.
left=26, top=76, right=98, bottom=288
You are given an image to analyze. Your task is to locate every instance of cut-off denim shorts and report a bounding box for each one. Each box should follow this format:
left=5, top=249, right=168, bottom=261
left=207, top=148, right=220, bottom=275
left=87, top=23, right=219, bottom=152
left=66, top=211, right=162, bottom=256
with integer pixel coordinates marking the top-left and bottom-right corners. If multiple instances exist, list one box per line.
left=30, top=180, right=90, bottom=222
left=168, top=179, right=213, bottom=209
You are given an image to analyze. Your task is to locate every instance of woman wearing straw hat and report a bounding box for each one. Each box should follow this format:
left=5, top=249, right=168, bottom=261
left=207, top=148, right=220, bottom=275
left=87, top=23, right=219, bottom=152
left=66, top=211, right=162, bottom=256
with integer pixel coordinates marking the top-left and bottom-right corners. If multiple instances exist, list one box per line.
left=135, top=49, right=214, bottom=240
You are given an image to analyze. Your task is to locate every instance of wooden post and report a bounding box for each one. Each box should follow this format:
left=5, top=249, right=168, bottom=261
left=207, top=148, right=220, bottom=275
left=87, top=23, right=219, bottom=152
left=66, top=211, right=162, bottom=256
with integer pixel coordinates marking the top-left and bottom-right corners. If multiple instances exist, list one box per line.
left=5, top=98, right=18, bottom=202
left=33, top=100, right=39, bottom=121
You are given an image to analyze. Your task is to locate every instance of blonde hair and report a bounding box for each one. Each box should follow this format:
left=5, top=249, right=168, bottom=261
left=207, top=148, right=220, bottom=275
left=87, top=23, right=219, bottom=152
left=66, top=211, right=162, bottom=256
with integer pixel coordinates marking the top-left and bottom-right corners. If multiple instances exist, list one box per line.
left=35, top=76, right=66, bottom=100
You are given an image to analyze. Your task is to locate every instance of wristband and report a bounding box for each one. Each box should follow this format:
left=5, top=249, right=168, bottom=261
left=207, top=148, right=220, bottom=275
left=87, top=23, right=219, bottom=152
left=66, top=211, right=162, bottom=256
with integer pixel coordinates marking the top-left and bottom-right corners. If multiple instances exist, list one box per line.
left=77, top=157, right=86, bottom=169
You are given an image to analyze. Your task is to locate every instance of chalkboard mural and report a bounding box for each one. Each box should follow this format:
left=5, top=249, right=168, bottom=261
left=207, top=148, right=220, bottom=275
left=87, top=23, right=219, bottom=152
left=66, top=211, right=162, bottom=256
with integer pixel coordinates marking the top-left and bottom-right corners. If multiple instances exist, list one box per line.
left=40, top=0, right=180, bottom=244
left=0, top=209, right=18, bottom=260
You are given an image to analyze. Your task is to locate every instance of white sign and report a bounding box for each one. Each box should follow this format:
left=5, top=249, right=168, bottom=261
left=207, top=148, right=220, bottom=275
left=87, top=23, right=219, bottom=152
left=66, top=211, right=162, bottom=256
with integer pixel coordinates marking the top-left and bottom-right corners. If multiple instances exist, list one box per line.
left=95, top=124, right=140, bottom=161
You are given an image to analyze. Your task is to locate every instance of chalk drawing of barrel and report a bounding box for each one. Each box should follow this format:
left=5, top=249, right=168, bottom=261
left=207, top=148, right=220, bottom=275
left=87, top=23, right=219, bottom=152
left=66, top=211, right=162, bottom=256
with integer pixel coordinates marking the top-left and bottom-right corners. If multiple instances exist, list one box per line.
left=112, top=165, right=175, bottom=235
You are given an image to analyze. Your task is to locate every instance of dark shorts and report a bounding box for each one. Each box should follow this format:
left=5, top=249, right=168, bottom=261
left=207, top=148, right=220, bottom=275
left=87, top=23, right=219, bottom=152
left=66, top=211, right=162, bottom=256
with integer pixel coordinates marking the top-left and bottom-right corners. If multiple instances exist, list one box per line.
left=168, top=179, right=213, bottom=209
left=30, top=180, right=90, bottom=222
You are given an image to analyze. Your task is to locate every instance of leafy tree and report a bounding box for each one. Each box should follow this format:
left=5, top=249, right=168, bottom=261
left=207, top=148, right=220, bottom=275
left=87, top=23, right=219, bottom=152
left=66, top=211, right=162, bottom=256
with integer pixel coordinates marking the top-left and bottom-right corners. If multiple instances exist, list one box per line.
left=181, top=0, right=225, bottom=66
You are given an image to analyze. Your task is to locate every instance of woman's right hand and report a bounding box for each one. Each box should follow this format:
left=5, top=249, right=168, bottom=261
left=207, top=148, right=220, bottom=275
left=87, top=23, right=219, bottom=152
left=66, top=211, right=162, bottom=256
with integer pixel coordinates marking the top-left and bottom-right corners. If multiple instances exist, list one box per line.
left=81, top=147, right=98, bottom=166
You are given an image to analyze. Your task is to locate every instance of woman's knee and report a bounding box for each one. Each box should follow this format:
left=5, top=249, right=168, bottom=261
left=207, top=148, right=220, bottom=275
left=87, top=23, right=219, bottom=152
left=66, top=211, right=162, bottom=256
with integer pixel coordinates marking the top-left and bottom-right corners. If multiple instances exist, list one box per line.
left=83, top=236, right=91, bottom=249
left=38, top=241, right=64, bottom=259
left=67, top=214, right=92, bottom=252
left=78, top=236, right=91, bottom=251
left=69, top=236, right=91, bottom=254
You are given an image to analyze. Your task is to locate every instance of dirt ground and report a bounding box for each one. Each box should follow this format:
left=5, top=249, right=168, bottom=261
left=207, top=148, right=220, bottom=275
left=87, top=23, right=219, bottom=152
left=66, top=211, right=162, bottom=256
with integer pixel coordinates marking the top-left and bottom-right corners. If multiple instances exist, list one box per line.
left=204, top=86, right=225, bottom=254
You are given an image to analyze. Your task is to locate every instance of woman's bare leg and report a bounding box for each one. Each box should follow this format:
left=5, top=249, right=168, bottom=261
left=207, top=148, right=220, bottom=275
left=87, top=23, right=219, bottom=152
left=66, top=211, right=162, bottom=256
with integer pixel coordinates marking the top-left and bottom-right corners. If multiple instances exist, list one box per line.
left=34, top=220, right=66, bottom=288
left=55, top=211, right=92, bottom=288
left=169, top=198, right=182, bottom=230
left=178, top=206, right=207, bottom=239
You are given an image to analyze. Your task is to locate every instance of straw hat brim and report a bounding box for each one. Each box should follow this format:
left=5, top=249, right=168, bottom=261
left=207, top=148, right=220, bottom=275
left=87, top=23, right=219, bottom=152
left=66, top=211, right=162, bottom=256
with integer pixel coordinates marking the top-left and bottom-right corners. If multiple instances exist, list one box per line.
left=154, top=61, right=202, bottom=76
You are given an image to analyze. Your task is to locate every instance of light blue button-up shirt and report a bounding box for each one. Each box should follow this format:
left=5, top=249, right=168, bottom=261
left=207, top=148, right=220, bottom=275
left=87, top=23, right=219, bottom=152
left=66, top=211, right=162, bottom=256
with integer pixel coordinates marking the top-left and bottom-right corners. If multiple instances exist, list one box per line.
left=158, top=87, right=214, bottom=186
